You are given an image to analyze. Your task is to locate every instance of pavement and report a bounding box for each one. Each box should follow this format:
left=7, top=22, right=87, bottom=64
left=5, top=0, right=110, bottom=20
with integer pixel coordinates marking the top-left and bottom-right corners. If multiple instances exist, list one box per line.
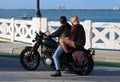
left=0, top=41, right=120, bottom=82
left=0, top=41, right=31, bottom=55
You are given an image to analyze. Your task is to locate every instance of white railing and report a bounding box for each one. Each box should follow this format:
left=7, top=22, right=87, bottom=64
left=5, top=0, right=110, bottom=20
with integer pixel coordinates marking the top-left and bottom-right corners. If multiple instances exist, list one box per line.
left=0, top=18, right=120, bottom=50
left=0, top=18, right=47, bottom=43
left=92, top=22, right=120, bottom=50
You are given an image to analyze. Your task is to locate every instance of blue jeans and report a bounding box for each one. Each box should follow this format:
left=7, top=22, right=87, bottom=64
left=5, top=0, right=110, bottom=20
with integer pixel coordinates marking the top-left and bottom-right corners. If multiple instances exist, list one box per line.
left=53, top=45, right=64, bottom=70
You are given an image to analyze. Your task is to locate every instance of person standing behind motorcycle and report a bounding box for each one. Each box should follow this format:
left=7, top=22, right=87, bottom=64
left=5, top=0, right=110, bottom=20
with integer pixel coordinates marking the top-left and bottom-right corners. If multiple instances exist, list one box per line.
left=60, top=16, right=86, bottom=55
left=44, top=16, right=71, bottom=77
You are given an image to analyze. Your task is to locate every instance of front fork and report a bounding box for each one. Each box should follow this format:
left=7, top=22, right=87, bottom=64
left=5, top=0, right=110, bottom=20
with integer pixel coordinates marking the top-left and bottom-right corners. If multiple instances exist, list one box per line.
left=31, top=41, right=41, bottom=55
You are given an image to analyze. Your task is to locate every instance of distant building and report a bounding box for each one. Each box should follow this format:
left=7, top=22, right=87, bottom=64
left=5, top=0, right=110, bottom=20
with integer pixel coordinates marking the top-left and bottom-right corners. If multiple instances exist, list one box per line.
left=113, top=7, right=119, bottom=10
left=58, top=5, right=66, bottom=9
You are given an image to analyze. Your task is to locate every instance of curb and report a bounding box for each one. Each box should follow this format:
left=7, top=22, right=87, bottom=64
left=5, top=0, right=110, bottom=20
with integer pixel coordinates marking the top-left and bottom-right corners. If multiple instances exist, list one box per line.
left=95, top=61, right=120, bottom=68
left=0, top=52, right=19, bottom=58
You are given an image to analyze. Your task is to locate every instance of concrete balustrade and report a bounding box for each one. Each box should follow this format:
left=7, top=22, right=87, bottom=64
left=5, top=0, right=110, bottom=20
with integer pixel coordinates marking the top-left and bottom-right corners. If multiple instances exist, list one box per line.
left=0, top=18, right=120, bottom=50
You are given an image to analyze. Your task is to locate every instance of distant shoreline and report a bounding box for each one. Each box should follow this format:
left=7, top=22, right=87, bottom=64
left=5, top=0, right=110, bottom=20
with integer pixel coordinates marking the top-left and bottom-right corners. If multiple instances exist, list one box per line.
left=0, top=8, right=120, bottom=11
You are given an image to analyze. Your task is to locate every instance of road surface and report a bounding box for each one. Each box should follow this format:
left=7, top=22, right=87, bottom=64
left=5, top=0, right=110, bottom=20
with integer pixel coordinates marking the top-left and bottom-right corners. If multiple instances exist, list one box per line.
left=0, top=57, right=120, bottom=82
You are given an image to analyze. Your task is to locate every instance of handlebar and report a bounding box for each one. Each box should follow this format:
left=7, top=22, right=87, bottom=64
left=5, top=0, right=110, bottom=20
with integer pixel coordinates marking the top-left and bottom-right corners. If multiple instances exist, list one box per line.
left=32, top=31, right=47, bottom=42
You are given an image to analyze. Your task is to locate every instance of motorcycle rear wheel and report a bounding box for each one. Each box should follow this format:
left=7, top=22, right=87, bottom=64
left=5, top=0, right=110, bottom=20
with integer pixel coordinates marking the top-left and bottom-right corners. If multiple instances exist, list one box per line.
left=20, top=48, right=40, bottom=71
left=74, top=57, right=94, bottom=75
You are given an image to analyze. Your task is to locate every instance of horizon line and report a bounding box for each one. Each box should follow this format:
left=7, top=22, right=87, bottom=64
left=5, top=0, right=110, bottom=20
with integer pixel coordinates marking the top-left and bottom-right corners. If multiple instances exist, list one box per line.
left=0, top=8, right=119, bottom=10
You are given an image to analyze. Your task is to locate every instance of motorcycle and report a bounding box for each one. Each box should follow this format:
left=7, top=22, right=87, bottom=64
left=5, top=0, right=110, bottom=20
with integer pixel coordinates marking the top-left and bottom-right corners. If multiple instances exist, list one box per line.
left=20, top=31, right=95, bottom=75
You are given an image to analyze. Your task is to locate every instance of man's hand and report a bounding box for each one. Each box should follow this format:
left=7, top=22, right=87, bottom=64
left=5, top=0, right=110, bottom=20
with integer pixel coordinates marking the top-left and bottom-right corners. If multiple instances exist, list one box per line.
left=43, top=35, right=48, bottom=38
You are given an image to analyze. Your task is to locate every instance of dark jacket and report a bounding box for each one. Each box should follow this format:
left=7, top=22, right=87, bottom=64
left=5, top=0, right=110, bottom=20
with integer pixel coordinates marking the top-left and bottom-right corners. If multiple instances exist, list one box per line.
left=69, top=24, right=86, bottom=47
left=48, top=23, right=71, bottom=39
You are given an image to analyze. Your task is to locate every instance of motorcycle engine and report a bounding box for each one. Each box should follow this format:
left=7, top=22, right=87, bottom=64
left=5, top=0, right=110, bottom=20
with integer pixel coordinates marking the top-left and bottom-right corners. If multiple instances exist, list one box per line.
left=45, top=58, right=53, bottom=66
left=42, top=46, right=55, bottom=66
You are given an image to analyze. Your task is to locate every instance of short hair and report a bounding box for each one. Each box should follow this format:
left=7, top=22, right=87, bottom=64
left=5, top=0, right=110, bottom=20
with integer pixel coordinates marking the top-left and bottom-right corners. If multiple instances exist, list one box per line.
left=60, top=16, right=67, bottom=24
left=71, top=16, right=79, bottom=23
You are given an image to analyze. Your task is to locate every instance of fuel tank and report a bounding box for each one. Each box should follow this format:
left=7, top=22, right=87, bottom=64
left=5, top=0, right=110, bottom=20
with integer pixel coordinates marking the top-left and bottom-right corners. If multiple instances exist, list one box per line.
left=42, top=38, right=58, bottom=48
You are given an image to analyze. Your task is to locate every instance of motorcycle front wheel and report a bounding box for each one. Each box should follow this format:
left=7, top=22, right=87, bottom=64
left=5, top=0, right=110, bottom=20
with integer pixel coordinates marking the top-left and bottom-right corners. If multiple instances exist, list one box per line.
left=20, top=47, right=40, bottom=71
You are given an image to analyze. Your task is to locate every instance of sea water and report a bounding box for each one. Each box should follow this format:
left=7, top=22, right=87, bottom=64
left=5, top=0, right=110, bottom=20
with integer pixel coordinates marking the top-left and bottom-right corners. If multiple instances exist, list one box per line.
left=0, top=9, right=120, bottom=22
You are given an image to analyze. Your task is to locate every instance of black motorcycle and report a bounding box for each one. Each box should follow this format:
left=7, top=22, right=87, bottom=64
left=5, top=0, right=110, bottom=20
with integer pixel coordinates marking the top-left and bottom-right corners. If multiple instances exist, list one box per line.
left=20, top=31, right=95, bottom=75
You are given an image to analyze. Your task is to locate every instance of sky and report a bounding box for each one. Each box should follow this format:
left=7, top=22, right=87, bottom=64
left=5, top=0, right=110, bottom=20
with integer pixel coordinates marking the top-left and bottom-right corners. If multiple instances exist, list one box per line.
left=0, top=0, right=120, bottom=9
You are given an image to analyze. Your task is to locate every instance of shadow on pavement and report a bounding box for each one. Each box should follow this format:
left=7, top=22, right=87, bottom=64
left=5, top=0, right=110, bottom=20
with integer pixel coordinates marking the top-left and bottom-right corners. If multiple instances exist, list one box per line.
left=92, top=66, right=120, bottom=76
left=0, top=57, right=120, bottom=77
left=0, top=57, right=47, bottom=71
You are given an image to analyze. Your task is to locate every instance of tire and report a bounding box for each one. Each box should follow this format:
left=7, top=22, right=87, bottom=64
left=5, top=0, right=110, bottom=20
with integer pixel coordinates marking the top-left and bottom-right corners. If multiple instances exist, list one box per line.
left=74, top=56, right=94, bottom=75
left=20, top=48, right=40, bottom=71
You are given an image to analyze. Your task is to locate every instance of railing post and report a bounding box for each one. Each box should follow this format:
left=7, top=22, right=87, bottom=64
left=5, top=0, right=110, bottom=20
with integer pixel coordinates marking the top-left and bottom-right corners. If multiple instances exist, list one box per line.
left=32, top=17, right=48, bottom=32
left=89, top=21, right=93, bottom=49
left=32, top=17, right=47, bottom=43
left=81, top=20, right=92, bottom=49
left=11, top=18, right=14, bottom=42
left=40, top=18, right=47, bottom=32
left=32, top=17, right=41, bottom=33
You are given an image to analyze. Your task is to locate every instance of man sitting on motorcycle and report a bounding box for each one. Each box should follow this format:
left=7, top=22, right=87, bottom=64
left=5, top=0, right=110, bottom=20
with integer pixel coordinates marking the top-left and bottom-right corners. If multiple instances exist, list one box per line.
left=44, top=16, right=71, bottom=77
left=60, top=16, right=86, bottom=60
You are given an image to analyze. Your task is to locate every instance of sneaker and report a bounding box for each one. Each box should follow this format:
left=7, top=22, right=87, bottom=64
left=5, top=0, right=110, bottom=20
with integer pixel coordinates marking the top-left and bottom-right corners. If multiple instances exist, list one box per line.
left=51, top=70, right=61, bottom=77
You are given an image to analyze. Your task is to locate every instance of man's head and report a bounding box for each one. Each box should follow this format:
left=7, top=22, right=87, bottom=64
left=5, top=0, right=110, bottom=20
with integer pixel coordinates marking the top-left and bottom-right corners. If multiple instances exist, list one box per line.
left=70, top=16, right=79, bottom=25
left=60, top=16, right=67, bottom=25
